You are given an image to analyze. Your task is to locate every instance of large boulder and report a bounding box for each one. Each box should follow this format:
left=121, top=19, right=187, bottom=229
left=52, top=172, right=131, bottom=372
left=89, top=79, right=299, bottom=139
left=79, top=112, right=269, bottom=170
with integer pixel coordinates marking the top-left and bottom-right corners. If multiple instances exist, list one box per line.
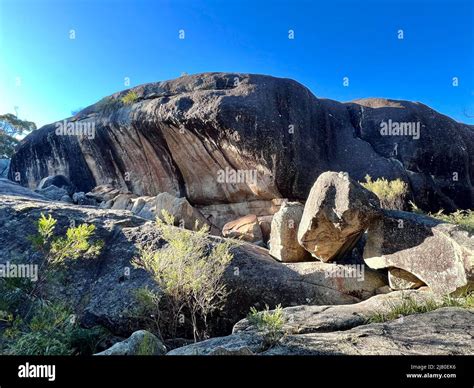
left=95, top=330, right=166, bottom=356
left=297, top=172, right=381, bottom=262
left=37, top=174, right=75, bottom=195
left=222, top=214, right=263, bottom=243
left=269, top=202, right=311, bottom=262
left=9, top=73, right=474, bottom=212
left=0, top=195, right=386, bottom=337
left=388, top=268, right=425, bottom=290
left=364, top=210, right=474, bottom=295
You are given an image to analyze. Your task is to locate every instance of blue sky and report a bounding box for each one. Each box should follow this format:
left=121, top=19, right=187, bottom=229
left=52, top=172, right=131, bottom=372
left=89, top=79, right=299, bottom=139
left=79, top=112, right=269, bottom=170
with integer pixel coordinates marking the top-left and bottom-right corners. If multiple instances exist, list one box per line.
left=0, top=0, right=473, bottom=128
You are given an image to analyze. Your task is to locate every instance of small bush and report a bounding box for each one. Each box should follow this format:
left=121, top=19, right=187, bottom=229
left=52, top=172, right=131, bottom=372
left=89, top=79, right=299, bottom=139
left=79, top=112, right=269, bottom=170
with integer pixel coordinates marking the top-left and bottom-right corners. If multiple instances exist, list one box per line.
left=368, top=292, right=474, bottom=323
left=132, top=210, right=234, bottom=342
left=4, top=301, right=107, bottom=355
left=121, top=90, right=139, bottom=105
left=361, top=175, right=408, bottom=210
left=248, top=304, right=284, bottom=345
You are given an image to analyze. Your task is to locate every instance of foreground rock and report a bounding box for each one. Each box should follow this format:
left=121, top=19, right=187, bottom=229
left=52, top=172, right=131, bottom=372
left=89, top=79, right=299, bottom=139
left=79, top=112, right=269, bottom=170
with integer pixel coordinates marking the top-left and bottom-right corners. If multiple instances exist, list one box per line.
left=10, top=73, right=474, bottom=212
left=269, top=202, right=311, bottom=262
left=169, top=292, right=473, bottom=355
left=0, top=195, right=386, bottom=336
left=298, top=172, right=381, bottom=262
left=364, top=210, right=474, bottom=295
left=95, top=330, right=166, bottom=356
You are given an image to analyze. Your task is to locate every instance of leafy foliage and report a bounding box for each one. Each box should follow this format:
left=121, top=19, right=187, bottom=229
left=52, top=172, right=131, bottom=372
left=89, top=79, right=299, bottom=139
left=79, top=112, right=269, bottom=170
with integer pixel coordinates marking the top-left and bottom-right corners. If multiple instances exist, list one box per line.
left=248, top=304, right=285, bottom=346
left=361, top=175, right=408, bottom=210
left=132, top=210, right=233, bottom=341
left=121, top=90, right=139, bottom=105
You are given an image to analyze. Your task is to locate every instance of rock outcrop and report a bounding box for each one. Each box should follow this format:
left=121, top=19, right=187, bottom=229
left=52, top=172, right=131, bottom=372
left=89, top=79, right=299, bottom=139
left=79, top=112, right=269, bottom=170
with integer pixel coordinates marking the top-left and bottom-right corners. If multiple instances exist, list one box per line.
left=269, top=202, right=311, bottom=262
left=363, top=210, right=474, bottom=295
left=168, top=292, right=473, bottom=355
left=0, top=194, right=387, bottom=337
left=9, top=73, right=474, bottom=212
left=297, top=172, right=381, bottom=262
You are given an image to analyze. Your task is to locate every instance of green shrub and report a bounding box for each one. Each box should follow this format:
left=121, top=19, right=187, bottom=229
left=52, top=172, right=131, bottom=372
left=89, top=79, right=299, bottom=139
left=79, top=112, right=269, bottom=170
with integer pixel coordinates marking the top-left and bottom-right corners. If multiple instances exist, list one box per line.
left=132, top=210, right=233, bottom=342
left=0, top=215, right=107, bottom=355
left=29, top=213, right=103, bottom=298
left=4, top=301, right=107, bottom=355
left=368, top=292, right=474, bottom=323
left=361, top=175, right=408, bottom=210
left=121, top=90, right=139, bottom=105
left=248, top=304, right=285, bottom=345
left=409, top=202, right=474, bottom=233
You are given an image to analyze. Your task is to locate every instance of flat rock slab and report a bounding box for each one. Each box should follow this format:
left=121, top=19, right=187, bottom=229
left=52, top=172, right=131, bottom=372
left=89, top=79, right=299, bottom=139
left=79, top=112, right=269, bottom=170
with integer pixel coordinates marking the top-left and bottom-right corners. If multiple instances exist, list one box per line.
left=169, top=292, right=473, bottom=355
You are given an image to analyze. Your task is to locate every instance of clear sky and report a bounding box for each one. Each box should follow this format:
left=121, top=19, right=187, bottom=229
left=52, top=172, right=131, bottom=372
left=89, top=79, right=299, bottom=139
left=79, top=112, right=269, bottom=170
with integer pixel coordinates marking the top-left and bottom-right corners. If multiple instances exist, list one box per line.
left=0, top=0, right=473, bottom=128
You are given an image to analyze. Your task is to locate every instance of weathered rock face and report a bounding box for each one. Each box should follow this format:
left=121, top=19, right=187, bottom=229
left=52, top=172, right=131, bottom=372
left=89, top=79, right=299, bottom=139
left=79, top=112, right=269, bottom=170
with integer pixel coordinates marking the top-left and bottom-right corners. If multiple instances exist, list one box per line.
left=0, top=195, right=386, bottom=337
left=9, top=73, right=474, bottom=211
left=269, top=202, right=311, bottom=262
left=222, top=214, right=263, bottom=243
left=364, top=210, right=474, bottom=295
left=168, top=292, right=473, bottom=355
left=297, top=172, right=381, bottom=262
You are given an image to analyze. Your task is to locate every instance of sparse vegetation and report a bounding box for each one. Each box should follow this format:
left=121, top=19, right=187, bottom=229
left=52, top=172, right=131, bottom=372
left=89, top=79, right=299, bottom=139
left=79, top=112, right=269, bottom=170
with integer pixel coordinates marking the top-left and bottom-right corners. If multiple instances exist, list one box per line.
left=368, top=292, right=474, bottom=323
left=361, top=175, right=408, bottom=210
left=132, top=210, right=234, bottom=342
left=121, top=90, right=139, bottom=105
left=2, top=300, right=107, bottom=355
left=248, top=304, right=285, bottom=345
left=29, top=213, right=103, bottom=298
left=0, top=215, right=107, bottom=355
